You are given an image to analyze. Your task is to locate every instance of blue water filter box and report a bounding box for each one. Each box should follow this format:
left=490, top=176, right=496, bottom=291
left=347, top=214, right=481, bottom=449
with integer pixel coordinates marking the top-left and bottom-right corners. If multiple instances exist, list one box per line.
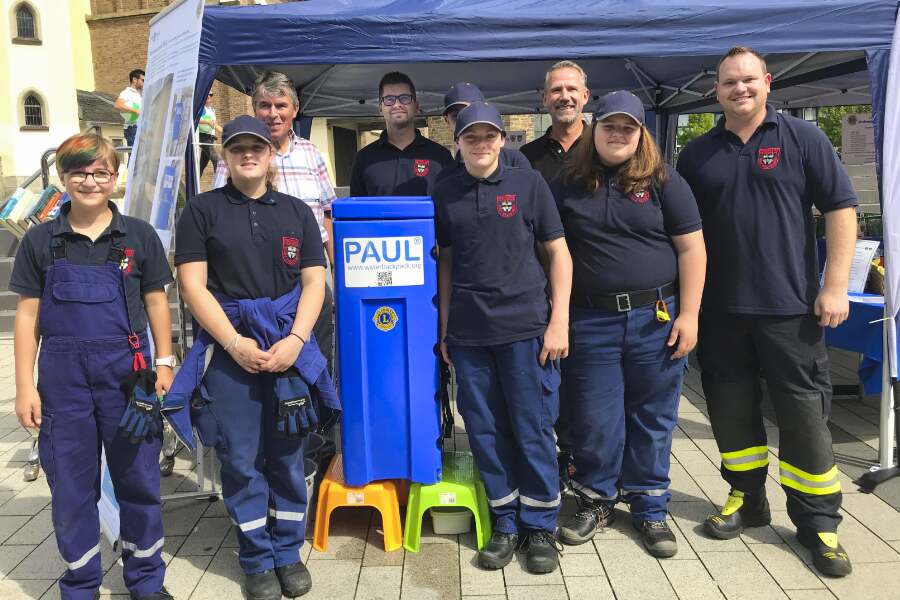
left=332, top=196, right=441, bottom=486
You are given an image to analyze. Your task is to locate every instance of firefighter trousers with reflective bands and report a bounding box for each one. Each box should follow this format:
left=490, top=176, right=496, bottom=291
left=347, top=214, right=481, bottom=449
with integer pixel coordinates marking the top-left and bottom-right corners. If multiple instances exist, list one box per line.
left=450, top=337, right=562, bottom=534
left=698, top=311, right=842, bottom=534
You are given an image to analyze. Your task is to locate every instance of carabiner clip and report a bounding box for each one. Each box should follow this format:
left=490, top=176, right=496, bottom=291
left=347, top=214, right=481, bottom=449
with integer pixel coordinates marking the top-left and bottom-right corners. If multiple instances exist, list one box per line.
left=655, top=299, right=671, bottom=323
left=128, top=333, right=141, bottom=350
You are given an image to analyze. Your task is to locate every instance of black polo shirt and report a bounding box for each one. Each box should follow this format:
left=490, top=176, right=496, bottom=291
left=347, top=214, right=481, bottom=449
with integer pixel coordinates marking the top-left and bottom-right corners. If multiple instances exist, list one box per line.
left=520, top=125, right=584, bottom=183
left=349, top=129, right=454, bottom=197
left=175, top=182, right=325, bottom=300
left=676, top=105, right=857, bottom=315
left=434, top=164, right=564, bottom=346
left=9, top=201, right=173, bottom=332
left=552, top=164, right=702, bottom=295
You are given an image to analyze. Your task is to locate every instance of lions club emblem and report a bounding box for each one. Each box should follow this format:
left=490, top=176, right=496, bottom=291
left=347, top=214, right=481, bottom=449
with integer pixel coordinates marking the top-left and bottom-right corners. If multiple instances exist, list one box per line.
left=629, top=190, right=651, bottom=204
left=496, top=194, right=517, bottom=218
left=119, top=247, right=135, bottom=275
left=757, top=147, right=781, bottom=170
left=282, top=236, right=300, bottom=266
left=414, top=159, right=430, bottom=177
left=373, top=306, right=399, bottom=332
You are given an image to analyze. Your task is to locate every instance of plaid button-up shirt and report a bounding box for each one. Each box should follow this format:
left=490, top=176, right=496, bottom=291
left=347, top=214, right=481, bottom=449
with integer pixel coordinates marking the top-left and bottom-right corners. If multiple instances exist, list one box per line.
left=214, top=131, right=336, bottom=242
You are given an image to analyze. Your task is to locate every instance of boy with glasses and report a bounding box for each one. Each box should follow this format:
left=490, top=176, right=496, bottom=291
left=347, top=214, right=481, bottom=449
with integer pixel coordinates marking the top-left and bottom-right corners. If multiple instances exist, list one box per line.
left=349, top=72, right=453, bottom=196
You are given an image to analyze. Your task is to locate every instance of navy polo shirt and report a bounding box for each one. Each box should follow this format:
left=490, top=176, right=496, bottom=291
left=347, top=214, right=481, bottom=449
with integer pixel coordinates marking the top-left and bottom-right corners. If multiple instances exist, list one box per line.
left=9, top=201, right=173, bottom=333
left=434, top=164, right=565, bottom=346
left=552, top=164, right=702, bottom=295
left=349, top=129, right=454, bottom=197
left=676, top=105, right=857, bottom=315
left=521, top=125, right=584, bottom=183
left=175, top=182, right=325, bottom=300
left=439, top=147, right=533, bottom=183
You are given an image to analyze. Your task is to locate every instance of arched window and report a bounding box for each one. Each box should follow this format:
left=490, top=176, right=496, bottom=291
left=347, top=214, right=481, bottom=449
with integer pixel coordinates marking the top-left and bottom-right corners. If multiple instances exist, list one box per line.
left=23, top=94, right=43, bottom=127
left=15, top=4, right=36, bottom=39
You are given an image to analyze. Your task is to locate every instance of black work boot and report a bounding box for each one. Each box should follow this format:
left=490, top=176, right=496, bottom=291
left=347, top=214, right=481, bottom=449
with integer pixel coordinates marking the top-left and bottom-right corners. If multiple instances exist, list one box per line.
left=245, top=569, right=282, bottom=600
left=276, top=561, right=313, bottom=597
left=704, top=489, right=771, bottom=539
left=558, top=500, right=615, bottom=545
left=634, top=519, right=678, bottom=558
left=130, top=587, right=174, bottom=600
left=797, top=530, right=853, bottom=577
left=522, top=530, right=562, bottom=574
left=477, top=531, right=519, bottom=570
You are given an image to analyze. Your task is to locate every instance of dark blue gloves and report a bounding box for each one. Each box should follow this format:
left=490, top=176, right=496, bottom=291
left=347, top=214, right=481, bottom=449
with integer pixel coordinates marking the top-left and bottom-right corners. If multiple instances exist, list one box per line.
left=275, top=369, right=318, bottom=438
left=118, top=369, right=162, bottom=444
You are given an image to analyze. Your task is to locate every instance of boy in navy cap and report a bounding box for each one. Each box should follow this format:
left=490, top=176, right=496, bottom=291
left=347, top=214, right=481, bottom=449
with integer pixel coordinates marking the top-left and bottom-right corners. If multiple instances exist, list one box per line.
left=434, top=101, right=572, bottom=574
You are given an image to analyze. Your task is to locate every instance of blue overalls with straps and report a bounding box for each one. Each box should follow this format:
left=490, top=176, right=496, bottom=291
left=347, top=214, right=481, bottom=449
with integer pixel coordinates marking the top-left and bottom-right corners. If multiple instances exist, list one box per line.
left=167, top=286, right=338, bottom=574
left=37, top=233, right=164, bottom=600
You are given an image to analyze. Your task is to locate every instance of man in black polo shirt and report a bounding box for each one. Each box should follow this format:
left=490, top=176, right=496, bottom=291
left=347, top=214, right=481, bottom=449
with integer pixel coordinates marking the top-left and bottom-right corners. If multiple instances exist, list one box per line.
left=520, top=60, right=590, bottom=183
left=350, top=72, right=453, bottom=196
left=676, top=46, right=857, bottom=577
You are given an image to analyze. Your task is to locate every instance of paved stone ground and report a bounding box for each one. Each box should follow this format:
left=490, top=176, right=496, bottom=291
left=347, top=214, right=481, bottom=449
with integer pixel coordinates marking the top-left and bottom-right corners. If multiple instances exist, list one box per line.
left=1, top=336, right=900, bottom=599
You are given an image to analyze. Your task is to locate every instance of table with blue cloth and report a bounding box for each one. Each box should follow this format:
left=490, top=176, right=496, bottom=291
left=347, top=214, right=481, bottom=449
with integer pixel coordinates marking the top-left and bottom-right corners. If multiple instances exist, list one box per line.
left=825, top=293, right=898, bottom=395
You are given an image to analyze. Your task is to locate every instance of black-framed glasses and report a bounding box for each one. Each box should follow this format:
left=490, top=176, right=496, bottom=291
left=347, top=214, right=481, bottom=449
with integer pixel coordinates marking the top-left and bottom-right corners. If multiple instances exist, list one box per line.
left=381, top=94, right=414, bottom=106
left=67, top=170, right=113, bottom=184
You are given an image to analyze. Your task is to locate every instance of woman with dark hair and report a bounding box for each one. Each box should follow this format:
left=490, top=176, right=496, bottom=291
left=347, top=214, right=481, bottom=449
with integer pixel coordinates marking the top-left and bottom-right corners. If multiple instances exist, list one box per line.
left=551, top=91, right=706, bottom=558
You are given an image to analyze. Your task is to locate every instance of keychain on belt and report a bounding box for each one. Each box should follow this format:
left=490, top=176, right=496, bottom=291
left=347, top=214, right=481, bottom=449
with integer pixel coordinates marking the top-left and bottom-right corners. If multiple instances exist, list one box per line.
left=655, top=288, right=671, bottom=323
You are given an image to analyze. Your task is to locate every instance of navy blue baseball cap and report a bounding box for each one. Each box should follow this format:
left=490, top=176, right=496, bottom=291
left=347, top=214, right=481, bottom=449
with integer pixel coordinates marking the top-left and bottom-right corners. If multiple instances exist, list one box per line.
left=593, top=90, right=645, bottom=126
left=222, top=115, right=273, bottom=147
left=454, top=101, right=505, bottom=138
left=444, top=82, right=485, bottom=115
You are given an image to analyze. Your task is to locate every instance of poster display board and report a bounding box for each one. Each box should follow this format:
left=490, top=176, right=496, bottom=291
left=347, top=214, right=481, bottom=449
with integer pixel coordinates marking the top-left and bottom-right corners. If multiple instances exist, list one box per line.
left=841, top=113, right=876, bottom=165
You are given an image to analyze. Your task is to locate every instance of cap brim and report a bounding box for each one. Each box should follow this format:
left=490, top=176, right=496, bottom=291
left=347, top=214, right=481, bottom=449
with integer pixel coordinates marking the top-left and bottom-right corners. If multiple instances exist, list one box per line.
left=455, top=120, right=506, bottom=138
left=442, top=101, right=468, bottom=115
left=222, top=131, right=272, bottom=147
left=594, top=111, right=643, bottom=125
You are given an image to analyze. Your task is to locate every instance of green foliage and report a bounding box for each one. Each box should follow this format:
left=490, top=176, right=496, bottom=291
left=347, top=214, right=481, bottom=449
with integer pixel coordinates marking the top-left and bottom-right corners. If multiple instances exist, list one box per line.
left=676, top=113, right=716, bottom=149
left=817, top=105, right=871, bottom=150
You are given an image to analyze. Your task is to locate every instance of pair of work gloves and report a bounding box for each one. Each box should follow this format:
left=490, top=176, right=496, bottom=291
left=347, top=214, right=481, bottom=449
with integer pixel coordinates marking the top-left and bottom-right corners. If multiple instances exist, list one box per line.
left=118, top=369, right=163, bottom=444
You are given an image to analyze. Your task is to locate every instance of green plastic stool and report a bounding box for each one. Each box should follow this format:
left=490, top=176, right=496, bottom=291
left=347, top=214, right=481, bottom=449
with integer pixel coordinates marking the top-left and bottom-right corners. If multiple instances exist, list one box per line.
left=403, top=451, right=492, bottom=552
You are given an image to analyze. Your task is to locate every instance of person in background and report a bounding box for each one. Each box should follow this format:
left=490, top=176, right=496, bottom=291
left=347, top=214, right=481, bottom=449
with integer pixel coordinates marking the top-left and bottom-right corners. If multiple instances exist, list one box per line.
left=198, top=91, right=222, bottom=176
left=115, top=69, right=144, bottom=148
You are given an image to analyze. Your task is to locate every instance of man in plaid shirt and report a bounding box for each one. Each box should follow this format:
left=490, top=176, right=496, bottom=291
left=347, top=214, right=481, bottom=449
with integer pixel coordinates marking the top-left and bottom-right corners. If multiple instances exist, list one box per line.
left=214, top=71, right=337, bottom=373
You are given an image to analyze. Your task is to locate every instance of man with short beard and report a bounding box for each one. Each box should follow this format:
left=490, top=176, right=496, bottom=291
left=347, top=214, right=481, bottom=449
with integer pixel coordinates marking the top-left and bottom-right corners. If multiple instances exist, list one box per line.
left=521, top=61, right=590, bottom=184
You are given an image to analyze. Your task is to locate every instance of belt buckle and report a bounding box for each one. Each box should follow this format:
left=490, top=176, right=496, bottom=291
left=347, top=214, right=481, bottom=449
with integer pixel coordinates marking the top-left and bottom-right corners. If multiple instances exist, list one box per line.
left=615, top=293, right=632, bottom=312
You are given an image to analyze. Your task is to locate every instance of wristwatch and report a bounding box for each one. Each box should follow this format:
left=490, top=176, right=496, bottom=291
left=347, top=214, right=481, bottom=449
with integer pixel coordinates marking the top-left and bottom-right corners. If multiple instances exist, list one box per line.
left=155, top=355, right=177, bottom=368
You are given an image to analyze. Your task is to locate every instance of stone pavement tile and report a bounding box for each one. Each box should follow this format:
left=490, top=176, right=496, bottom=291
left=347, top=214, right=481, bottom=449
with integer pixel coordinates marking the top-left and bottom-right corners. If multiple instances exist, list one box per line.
left=0, top=578, right=54, bottom=600
left=786, top=591, right=836, bottom=600
left=747, top=543, right=825, bottom=590
left=765, top=475, right=789, bottom=507
left=308, top=507, right=370, bottom=560
left=739, top=522, right=784, bottom=545
left=177, top=516, right=230, bottom=556
left=691, top=475, right=734, bottom=505
left=0, top=514, right=31, bottom=543
left=665, top=516, right=699, bottom=560
left=822, top=562, right=900, bottom=600
left=671, top=450, right=721, bottom=476
left=356, top=565, right=402, bottom=600
left=8, top=536, right=65, bottom=579
left=161, top=535, right=186, bottom=564
left=458, top=532, right=504, bottom=596
left=0, top=483, right=51, bottom=517
left=669, top=463, right=708, bottom=503
left=660, top=559, right=726, bottom=600
left=771, top=510, right=900, bottom=565
left=5, top=510, right=53, bottom=545
left=564, top=574, right=616, bottom=600
left=165, top=553, right=215, bottom=599
left=692, top=439, right=725, bottom=464
left=559, top=546, right=608, bottom=577
left=679, top=416, right=716, bottom=440
left=503, top=552, right=563, bottom=586
left=161, top=501, right=208, bottom=536
left=158, top=473, right=188, bottom=496
left=597, top=539, right=676, bottom=600
left=220, top=525, right=237, bottom=548
left=840, top=491, right=900, bottom=541
left=590, top=507, right=640, bottom=543
left=0, top=544, right=35, bottom=577
left=201, top=498, right=228, bottom=518
left=698, top=550, right=789, bottom=600
left=363, top=519, right=404, bottom=567
left=462, top=596, right=505, bottom=600
left=506, top=585, right=568, bottom=599
left=401, top=542, right=459, bottom=600
left=668, top=501, right=746, bottom=554
left=670, top=433, right=701, bottom=455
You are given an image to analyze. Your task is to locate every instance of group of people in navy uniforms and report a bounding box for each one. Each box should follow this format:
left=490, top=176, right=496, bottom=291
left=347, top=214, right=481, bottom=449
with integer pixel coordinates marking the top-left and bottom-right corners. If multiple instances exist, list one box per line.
left=11, top=44, right=858, bottom=600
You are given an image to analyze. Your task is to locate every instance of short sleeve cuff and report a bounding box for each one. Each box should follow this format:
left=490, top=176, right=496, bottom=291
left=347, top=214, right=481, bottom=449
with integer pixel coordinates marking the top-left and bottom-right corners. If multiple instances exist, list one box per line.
left=173, top=253, right=207, bottom=267
left=141, top=275, right=174, bottom=294
left=8, top=283, right=41, bottom=297
left=535, top=229, right=565, bottom=243
left=820, top=198, right=859, bottom=212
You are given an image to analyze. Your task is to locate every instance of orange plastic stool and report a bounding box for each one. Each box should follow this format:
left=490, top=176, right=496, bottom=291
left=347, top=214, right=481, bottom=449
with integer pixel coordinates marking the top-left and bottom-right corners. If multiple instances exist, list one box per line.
left=312, top=454, right=404, bottom=552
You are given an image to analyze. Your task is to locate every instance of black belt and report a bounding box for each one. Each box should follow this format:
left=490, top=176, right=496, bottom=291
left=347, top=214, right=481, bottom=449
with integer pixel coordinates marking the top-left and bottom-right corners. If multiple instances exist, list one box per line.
left=572, top=281, right=676, bottom=312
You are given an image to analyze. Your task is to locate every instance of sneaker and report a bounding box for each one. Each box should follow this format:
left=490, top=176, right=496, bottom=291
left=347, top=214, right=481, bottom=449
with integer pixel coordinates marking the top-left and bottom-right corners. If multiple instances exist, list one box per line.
left=558, top=499, right=615, bottom=545
left=276, top=561, right=313, bottom=597
left=521, top=530, right=562, bottom=574
left=704, top=489, right=771, bottom=540
left=245, top=570, right=282, bottom=600
left=477, top=532, right=518, bottom=570
left=798, top=530, right=852, bottom=577
left=131, top=587, right=174, bottom=600
left=635, top=519, right=678, bottom=558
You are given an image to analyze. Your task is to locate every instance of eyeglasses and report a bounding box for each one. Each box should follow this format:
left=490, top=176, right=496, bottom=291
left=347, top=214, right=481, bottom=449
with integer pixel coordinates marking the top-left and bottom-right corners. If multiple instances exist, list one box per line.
left=67, top=170, right=113, bottom=184
left=381, top=94, right=414, bottom=106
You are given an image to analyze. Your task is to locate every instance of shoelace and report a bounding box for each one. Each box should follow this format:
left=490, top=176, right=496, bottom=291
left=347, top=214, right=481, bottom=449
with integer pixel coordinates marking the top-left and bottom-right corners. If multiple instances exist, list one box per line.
left=523, top=530, right=564, bottom=554
left=645, top=520, right=670, bottom=533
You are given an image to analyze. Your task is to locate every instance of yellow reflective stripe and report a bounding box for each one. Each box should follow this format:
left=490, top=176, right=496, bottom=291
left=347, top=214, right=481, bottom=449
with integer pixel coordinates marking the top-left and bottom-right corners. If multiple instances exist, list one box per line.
left=721, top=446, right=770, bottom=472
left=779, top=463, right=841, bottom=495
